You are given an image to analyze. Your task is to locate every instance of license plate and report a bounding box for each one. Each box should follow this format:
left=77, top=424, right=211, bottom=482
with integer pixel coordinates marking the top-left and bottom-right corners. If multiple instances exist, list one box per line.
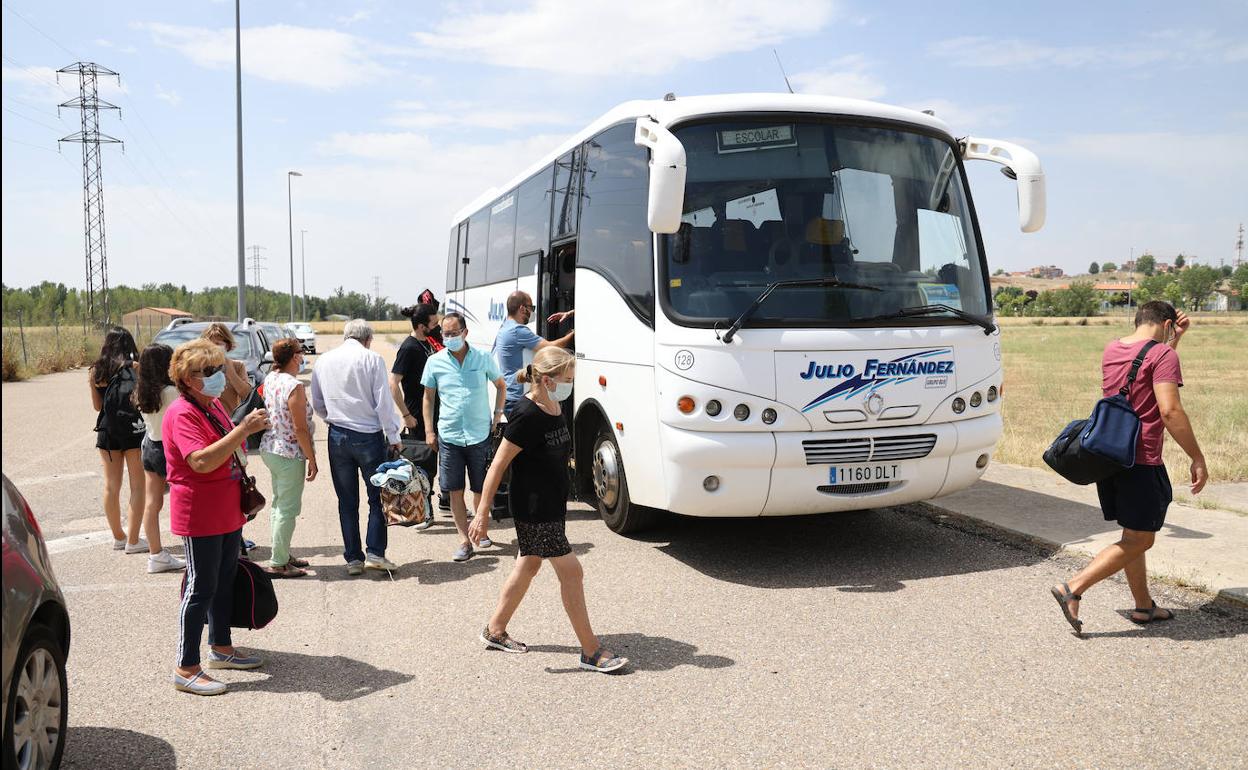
left=829, top=463, right=907, bottom=485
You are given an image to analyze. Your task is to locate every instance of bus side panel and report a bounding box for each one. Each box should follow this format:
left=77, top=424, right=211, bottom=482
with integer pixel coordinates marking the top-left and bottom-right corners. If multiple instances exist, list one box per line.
left=572, top=270, right=666, bottom=508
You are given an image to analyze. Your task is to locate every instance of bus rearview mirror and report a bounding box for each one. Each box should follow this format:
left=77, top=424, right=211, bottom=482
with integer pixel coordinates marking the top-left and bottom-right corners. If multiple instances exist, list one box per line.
left=963, top=137, right=1046, bottom=233
left=635, top=118, right=687, bottom=234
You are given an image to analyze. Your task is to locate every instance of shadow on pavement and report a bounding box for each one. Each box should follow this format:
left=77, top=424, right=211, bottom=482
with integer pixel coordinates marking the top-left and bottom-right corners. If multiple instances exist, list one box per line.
left=1075, top=608, right=1248, bottom=641
left=529, top=633, right=735, bottom=675
left=63, top=726, right=176, bottom=769
left=226, top=648, right=414, bottom=701
left=639, top=507, right=1046, bottom=591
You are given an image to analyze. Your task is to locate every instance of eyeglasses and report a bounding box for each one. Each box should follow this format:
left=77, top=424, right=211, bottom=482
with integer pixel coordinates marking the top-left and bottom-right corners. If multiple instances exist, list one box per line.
left=523, top=305, right=535, bottom=311
left=192, top=365, right=224, bottom=377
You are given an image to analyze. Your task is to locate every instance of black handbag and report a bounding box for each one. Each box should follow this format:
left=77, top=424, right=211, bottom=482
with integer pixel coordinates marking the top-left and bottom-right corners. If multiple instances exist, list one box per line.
left=181, top=557, right=278, bottom=629
left=231, top=386, right=267, bottom=452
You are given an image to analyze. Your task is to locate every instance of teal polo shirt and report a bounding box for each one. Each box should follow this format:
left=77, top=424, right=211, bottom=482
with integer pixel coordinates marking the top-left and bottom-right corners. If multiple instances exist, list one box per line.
left=420, top=345, right=503, bottom=447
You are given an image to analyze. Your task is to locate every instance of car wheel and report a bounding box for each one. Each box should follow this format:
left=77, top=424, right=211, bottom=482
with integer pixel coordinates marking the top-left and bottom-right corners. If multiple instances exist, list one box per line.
left=3, top=624, right=68, bottom=770
left=591, top=427, right=658, bottom=534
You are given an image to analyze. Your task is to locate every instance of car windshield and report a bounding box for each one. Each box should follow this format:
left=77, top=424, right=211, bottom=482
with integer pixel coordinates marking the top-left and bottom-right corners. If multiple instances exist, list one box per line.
left=153, top=328, right=253, bottom=360
left=662, top=119, right=989, bottom=328
left=290, top=324, right=312, bottom=333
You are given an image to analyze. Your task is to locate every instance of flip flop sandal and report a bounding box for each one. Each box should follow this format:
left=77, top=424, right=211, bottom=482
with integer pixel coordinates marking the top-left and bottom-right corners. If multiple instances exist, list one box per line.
left=1050, top=583, right=1083, bottom=635
left=1130, top=600, right=1174, bottom=625
left=286, top=557, right=310, bottom=568
left=264, top=564, right=307, bottom=578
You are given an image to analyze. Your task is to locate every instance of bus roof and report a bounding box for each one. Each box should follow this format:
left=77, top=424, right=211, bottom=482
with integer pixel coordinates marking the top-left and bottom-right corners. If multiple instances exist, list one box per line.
left=450, top=93, right=954, bottom=224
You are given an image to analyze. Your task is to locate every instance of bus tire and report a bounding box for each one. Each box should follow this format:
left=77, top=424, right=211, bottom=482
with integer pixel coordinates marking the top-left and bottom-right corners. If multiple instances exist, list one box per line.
left=591, top=427, right=657, bottom=534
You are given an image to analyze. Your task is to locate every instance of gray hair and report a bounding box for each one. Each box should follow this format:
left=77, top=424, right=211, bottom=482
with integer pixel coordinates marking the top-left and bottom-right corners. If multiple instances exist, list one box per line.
left=343, top=318, right=373, bottom=342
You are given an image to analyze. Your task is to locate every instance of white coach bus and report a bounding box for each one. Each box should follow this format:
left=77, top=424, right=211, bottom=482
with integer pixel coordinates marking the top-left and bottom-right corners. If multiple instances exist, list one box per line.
left=444, top=93, right=1044, bottom=533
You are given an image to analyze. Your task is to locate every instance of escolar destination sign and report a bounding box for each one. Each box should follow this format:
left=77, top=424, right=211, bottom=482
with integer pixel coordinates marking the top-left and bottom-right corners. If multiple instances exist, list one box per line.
left=717, top=124, right=797, bottom=153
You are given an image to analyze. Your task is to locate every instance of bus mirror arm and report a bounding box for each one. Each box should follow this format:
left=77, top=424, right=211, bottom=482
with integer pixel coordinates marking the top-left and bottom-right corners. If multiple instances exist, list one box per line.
left=635, top=117, right=687, bottom=234
left=962, top=137, right=1046, bottom=233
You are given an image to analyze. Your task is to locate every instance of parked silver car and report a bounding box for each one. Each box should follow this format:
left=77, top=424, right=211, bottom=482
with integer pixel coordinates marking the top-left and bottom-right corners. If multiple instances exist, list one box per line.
left=2, top=475, right=70, bottom=770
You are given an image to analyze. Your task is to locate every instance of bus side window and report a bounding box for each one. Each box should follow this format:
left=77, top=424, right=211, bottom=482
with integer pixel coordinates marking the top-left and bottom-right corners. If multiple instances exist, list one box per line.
left=578, top=123, right=653, bottom=323
left=464, top=209, right=489, bottom=287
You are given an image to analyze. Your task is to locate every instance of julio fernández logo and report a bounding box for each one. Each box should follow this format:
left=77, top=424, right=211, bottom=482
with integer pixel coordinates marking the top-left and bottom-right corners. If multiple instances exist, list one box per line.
left=800, top=348, right=954, bottom=413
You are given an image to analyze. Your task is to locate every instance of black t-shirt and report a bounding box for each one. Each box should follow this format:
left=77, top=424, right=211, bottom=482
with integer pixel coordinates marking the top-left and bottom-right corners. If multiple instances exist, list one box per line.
left=391, top=336, right=432, bottom=434
left=504, top=397, right=571, bottom=523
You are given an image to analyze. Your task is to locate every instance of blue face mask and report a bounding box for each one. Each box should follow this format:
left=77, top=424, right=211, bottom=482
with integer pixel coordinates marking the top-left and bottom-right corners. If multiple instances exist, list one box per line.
left=444, top=334, right=465, bottom=352
left=548, top=380, right=574, bottom=402
left=199, top=370, right=227, bottom=398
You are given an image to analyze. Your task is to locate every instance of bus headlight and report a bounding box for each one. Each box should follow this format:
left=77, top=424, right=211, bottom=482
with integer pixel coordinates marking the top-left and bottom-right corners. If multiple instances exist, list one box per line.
left=761, top=408, right=777, bottom=424
left=703, top=475, right=721, bottom=492
left=986, top=385, right=998, bottom=403
left=733, top=404, right=750, bottom=421
left=970, top=391, right=983, bottom=408
left=952, top=397, right=966, bottom=414
left=705, top=399, right=722, bottom=417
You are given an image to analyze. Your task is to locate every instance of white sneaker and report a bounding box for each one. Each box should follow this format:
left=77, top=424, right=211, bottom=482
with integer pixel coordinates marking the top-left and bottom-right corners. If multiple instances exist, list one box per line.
left=124, top=538, right=150, bottom=554
left=113, top=538, right=126, bottom=551
left=364, top=554, right=398, bottom=572
left=148, top=550, right=186, bottom=573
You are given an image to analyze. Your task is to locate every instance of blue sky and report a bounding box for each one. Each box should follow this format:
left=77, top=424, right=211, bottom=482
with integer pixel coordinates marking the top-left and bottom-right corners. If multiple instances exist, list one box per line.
left=3, top=0, right=1246, bottom=300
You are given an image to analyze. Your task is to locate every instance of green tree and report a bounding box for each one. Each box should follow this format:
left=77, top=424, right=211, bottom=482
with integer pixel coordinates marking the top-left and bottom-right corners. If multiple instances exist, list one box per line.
left=1133, top=272, right=1175, bottom=305
left=1088, top=262, right=1100, bottom=275
left=1174, top=253, right=1186, bottom=269
left=1176, top=265, right=1219, bottom=310
left=1219, top=264, right=1233, bottom=278
left=1102, top=261, right=1117, bottom=272
left=1230, top=264, right=1248, bottom=296
left=1136, top=254, right=1156, bottom=275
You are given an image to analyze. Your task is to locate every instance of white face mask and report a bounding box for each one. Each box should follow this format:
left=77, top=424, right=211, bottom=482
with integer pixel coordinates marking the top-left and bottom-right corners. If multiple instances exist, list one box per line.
left=545, top=378, right=573, bottom=402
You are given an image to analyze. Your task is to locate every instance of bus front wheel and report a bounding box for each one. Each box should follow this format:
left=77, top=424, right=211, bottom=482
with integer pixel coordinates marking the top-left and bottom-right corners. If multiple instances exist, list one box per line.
left=591, top=427, right=656, bottom=534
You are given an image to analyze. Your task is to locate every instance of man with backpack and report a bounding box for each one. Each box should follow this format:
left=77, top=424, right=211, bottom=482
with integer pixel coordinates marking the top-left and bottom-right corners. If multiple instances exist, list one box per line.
left=1050, top=300, right=1208, bottom=635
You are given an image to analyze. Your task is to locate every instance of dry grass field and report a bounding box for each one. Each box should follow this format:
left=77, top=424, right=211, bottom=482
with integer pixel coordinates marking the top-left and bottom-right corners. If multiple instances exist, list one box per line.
left=997, top=318, right=1248, bottom=482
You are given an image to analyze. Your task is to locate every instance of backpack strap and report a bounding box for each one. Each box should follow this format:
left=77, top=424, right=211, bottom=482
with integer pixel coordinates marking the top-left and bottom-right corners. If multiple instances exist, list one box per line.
left=1118, top=339, right=1160, bottom=397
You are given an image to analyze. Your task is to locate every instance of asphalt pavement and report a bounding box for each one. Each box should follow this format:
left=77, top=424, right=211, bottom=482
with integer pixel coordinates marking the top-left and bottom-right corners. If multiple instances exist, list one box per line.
left=3, top=341, right=1246, bottom=769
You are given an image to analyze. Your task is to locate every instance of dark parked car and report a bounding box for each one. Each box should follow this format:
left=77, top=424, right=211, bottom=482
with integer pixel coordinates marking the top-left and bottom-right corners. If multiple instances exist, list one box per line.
left=152, top=319, right=274, bottom=387
left=3, top=475, right=70, bottom=770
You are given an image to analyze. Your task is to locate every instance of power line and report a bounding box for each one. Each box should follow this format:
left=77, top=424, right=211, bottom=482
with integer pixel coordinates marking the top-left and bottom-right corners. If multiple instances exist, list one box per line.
left=2, top=134, right=59, bottom=152
left=2, top=105, right=64, bottom=132
left=1, top=3, right=81, bottom=60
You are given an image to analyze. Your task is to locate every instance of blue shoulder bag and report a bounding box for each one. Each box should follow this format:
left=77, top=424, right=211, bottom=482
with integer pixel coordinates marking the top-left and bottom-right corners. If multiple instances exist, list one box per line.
left=1042, top=340, right=1158, bottom=485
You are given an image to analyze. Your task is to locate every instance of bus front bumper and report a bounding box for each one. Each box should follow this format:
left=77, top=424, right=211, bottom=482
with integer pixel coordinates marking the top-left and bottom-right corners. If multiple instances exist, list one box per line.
left=656, top=413, right=1002, bottom=518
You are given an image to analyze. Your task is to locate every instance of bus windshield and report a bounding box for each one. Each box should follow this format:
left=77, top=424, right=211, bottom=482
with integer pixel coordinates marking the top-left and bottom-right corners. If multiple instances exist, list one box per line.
left=662, top=119, right=989, bottom=328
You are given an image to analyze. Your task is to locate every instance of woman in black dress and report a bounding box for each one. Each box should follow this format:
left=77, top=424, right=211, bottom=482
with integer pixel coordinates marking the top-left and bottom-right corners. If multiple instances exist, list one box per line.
left=469, top=347, right=627, bottom=673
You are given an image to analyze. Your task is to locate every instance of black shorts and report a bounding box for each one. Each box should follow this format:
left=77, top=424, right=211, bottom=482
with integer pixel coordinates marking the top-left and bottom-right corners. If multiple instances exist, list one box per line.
left=514, top=519, right=572, bottom=559
left=141, top=437, right=167, bottom=477
left=96, top=430, right=143, bottom=452
left=1096, top=463, right=1172, bottom=532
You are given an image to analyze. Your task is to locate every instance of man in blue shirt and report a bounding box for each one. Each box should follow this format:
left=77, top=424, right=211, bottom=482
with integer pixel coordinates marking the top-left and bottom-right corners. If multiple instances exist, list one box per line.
left=493, top=291, right=574, bottom=416
left=421, top=312, right=507, bottom=562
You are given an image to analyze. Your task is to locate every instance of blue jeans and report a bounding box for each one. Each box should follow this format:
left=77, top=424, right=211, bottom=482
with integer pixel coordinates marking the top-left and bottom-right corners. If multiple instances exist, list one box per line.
left=328, top=424, right=388, bottom=563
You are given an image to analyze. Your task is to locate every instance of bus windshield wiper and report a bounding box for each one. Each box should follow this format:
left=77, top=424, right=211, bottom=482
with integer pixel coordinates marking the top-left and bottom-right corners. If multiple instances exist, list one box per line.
left=721, top=278, right=881, bottom=344
left=857, top=303, right=997, bottom=335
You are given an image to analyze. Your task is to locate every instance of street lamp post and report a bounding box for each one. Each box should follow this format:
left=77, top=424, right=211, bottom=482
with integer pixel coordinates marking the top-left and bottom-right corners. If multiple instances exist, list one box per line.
left=234, top=0, right=246, bottom=322
left=300, top=228, right=307, bottom=321
left=287, top=170, right=302, bottom=322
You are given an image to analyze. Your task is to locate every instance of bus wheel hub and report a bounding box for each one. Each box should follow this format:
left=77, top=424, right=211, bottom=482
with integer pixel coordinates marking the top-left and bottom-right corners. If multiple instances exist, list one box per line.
left=593, top=441, right=620, bottom=509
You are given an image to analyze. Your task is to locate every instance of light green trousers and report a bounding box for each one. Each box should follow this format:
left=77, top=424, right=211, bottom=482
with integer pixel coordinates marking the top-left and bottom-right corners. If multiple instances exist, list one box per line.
left=261, top=452, right=306, bottom=568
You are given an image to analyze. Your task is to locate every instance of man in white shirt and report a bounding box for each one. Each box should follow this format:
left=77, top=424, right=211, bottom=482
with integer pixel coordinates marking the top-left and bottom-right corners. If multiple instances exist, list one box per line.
left=311, top=319, right=402, bottom=575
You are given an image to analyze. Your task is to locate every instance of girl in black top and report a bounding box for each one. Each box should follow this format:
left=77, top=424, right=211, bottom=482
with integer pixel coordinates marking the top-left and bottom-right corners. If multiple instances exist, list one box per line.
left=470, top=347, right=627, bottom=673
left=89, top=326, right=147, bottom=552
